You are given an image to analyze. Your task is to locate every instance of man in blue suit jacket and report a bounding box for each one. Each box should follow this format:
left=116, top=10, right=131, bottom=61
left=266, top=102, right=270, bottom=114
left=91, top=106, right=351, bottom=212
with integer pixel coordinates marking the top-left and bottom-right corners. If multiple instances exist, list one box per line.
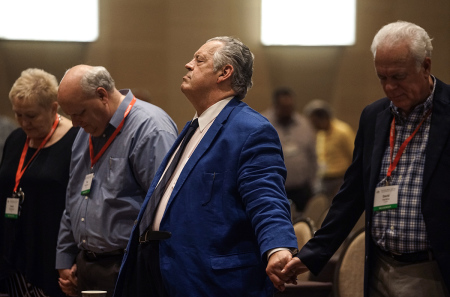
left=282, top=21, right=450, bottom=297
left=114, top=36, right=298, bottom=297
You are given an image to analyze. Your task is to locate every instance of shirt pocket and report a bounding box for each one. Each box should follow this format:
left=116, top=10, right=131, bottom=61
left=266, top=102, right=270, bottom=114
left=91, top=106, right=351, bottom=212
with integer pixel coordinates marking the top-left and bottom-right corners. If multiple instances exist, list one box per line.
left=107, top=157, right=127, bottom=191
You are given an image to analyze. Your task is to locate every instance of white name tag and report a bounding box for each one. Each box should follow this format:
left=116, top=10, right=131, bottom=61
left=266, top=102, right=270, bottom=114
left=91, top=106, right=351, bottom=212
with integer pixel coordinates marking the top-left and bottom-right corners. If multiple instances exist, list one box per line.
left=5, top=197, right=20, bottom=219
left=374, top=185, right=399, bottom=211
left=81, top=173, right=94, bottom=195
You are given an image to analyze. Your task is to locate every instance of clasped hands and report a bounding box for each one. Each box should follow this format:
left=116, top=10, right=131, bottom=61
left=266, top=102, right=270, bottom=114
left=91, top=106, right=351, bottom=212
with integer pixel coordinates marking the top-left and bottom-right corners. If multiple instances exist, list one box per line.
left=58, top=264, right=78, bottom=297
left=56, top=251, right=306, bottom=294
left=266, top=250, right=309, bottom=292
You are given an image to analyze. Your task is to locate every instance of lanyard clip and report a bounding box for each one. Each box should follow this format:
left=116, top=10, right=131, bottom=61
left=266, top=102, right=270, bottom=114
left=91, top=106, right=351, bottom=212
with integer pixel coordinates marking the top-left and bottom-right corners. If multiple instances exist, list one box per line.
left=13, top=187, right=25, bottom=203
left=385, top=176, right=391, bottom=186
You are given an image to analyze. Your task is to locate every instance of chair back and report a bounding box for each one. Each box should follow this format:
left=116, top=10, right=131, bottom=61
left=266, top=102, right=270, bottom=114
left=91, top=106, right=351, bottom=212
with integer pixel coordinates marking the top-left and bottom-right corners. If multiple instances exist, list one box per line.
left=302, top=194, right=330, bottom=228
left=316, top=207, right=329, bottom=230
left=293, top=218, right=314, bottom=247
left=292, top=218, right=314, bottom=281
left=333, top=227, right=365, bottom=297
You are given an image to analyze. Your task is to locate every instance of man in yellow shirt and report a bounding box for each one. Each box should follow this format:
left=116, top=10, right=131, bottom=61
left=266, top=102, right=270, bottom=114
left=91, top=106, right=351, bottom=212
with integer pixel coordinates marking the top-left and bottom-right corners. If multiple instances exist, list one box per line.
left=304, top=99, right=355, bottom=199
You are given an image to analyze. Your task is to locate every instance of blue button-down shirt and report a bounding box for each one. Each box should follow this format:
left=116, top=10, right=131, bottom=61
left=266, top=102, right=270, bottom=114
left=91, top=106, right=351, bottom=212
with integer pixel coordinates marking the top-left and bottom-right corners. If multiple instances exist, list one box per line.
left=56, top=90, right=177, bottom=269
left=372, top=77, right=436, bottom=254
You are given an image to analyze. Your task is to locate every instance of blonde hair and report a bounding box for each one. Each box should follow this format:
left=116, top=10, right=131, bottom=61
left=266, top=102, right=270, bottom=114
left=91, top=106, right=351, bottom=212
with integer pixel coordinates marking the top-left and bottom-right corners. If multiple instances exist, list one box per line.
left=9, top=68, right=59, bottom=108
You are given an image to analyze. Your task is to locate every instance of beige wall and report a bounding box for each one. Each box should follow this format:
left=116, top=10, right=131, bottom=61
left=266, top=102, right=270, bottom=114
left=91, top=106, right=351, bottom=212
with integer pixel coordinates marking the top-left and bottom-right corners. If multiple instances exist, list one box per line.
left=1, top=0, right=449, bottom=131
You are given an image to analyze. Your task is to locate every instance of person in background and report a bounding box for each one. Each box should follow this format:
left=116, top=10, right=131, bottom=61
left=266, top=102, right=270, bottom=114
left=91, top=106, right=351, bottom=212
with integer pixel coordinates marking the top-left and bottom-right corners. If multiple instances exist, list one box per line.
left=56, top=65, right=177, bottom=297
left=281, top=21, right=450, bottom=297
left=262, top=88, right=317, bottom=218
left=303, top=99, right=355, bottom=200
left=0, top=115, right=17, bottom=161
left=0, top=68, right=78, bottom=297
left=113, top=36, right=298, bottom=297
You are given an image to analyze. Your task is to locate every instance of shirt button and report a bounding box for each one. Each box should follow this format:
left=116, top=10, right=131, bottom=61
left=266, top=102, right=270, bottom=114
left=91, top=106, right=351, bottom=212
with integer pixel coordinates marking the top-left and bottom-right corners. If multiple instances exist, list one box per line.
left=82, top=239, right=86, bottom=243
left=390, top=226, right=394, bottom=230
left=81, top=218, right=85, bottom=222
left=85, top=196, right=88, bottom=200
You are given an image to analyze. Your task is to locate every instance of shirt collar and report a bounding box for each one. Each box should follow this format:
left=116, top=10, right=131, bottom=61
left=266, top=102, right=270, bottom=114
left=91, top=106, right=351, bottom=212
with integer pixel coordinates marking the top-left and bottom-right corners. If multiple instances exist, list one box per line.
left=390, top=75, right=436, bottom=121
left=192, top=97, right=233, bottom=132
left=109, top=89, right=134, bottom=128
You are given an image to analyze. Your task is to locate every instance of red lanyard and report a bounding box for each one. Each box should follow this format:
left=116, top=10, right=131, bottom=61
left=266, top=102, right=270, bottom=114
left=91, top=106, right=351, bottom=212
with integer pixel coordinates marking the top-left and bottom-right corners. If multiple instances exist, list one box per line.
left=89, top=97, right=136, bottom=168
left=387, top=109, right=432, bottom=178
left=14, top=113, right=60, bottom=192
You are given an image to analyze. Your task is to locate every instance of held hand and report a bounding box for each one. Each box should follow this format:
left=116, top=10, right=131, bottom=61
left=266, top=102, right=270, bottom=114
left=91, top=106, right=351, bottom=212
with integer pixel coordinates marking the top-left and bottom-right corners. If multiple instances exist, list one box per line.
left=282, top=257, right=310, bottom=284
left=58, top=264, right=78, bottom=297
left=266, top=250, right=293, bottom=292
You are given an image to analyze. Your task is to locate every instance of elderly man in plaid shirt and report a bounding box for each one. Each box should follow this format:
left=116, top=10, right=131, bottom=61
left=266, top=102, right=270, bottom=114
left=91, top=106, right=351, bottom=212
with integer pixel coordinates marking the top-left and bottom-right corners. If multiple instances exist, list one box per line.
left=279, top=21, right=450, bottom=297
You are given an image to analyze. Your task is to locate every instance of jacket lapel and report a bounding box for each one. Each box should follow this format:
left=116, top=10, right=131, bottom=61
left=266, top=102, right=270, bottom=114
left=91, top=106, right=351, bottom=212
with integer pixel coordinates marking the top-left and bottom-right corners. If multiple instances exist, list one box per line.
left=368, top=106, right=392, bottom=194
left=423, top=79, right=450, bottom=191
left=162, top=99, right=241, bottom=212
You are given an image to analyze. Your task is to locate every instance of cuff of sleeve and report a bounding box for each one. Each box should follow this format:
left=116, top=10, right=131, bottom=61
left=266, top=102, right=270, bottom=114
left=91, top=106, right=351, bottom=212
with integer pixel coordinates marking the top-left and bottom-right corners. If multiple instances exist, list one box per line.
left=55, top=252, right=78, bottom=270
left=267, top=247, right=299, bottom=261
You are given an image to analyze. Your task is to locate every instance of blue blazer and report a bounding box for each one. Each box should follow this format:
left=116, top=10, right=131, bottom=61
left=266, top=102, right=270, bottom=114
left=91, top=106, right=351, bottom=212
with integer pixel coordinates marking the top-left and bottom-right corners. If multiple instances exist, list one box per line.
left=298, top=78, right=450, bottom=296
left=114, top=98, right=298, bottom=297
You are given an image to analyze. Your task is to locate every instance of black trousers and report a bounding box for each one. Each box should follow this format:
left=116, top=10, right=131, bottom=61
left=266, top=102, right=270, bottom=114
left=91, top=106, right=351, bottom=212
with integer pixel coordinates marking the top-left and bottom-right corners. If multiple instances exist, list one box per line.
left=136, top=241, right=168, bottom=297
left=76, top=250, right=123, bottom=297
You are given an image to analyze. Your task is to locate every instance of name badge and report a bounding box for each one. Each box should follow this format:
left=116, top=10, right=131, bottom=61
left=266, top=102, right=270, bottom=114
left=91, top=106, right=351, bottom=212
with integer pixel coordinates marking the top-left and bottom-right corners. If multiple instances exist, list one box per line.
left=5, top=198, right=20, bottom=219
left=374, top=185, right=398, bottom=211
left=81, top=173, right=94, bottom=195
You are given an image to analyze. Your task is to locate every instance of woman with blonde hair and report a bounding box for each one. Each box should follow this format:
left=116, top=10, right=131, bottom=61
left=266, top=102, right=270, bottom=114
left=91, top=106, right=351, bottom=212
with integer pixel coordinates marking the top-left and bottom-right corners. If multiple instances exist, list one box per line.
left=0, top=68, right=78, bottom=297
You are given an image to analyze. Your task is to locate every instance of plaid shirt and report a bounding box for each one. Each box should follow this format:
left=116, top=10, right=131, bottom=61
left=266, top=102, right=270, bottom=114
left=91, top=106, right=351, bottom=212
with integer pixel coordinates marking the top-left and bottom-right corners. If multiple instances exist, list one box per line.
left=372, top=77, right=436, bottom=254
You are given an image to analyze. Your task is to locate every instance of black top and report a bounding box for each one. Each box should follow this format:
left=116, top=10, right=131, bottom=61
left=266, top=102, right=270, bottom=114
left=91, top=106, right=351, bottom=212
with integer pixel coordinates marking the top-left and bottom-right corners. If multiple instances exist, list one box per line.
left=0, top=127, right=79, bottom=297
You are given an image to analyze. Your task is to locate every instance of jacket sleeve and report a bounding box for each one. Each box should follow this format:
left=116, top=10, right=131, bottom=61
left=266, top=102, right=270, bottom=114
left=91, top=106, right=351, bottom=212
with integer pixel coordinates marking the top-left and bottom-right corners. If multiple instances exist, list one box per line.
left=237, top=119, right=298, bottom=259
left=297, top=107, right=369, bottom=275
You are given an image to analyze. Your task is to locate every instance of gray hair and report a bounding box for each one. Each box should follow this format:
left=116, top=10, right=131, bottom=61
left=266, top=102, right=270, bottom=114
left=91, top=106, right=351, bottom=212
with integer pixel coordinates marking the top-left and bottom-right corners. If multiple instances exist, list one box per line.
left=371, top=21, right=433, bottom=69
left=207, top=36, right=254, bottom=100
left=80, top=66, right=115, bottom=96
